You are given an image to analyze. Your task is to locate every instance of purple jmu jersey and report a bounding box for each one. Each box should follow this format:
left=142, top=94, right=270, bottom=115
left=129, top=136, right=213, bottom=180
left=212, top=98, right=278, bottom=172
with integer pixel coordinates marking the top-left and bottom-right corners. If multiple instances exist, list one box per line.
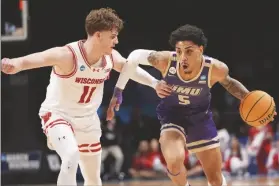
left=157, top=53, right=212, bottom=116
left=157, top=53, right=219, bottom=150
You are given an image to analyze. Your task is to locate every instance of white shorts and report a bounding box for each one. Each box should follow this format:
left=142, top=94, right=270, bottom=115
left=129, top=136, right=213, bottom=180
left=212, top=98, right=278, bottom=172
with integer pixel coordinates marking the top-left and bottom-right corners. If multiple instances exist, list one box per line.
left=39, top=111, right=102, bottom=155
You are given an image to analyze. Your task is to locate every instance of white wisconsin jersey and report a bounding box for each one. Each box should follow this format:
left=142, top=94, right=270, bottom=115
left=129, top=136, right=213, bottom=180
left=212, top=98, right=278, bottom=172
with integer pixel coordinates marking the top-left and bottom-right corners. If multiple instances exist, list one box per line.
left=40, top=40, right=113, bottom=117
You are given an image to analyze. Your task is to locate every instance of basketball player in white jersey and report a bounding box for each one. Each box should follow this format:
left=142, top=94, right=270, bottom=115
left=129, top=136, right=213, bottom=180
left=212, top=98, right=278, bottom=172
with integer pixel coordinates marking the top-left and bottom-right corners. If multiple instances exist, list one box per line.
left=1, top=8, right=172, bottom=186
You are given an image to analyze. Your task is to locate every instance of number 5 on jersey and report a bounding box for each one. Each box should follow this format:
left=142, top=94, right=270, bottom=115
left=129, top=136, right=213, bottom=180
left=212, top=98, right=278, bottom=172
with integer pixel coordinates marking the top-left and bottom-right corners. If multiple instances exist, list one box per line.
left=78, top=86, right=96, bottom=103
left=178, top=95, right=190, bottom=105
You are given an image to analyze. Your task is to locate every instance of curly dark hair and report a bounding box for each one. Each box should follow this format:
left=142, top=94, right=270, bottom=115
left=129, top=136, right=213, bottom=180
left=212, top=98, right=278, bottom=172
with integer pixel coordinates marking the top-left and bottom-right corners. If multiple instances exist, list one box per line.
left=169, top=24, right=208, bottom=49
left=85, top=7, right=124, bottom=36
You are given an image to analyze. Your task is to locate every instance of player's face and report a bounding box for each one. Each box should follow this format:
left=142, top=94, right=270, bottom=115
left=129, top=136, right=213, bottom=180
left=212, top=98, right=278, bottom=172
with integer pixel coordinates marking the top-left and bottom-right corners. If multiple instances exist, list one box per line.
left=175, top=41, right=203, bottom=74
left=98, top=28, right=119, bottom=55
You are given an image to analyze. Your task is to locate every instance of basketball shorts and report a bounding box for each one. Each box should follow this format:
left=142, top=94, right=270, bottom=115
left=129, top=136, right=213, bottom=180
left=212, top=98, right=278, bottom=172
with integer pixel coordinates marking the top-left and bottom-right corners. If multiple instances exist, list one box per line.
left=39, top=111, right=102, bottom=155
left=157, top=109, right=220, bottom=153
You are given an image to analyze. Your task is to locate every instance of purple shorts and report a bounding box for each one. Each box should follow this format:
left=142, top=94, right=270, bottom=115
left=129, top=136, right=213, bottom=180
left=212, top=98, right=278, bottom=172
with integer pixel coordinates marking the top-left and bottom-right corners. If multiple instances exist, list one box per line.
left=157, top=110, right=220, bottom=153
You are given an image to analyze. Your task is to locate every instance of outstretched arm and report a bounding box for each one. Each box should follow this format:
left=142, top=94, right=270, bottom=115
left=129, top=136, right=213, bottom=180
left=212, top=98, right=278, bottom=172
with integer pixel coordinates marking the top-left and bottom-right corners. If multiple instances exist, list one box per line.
left=211, top=60, right=277, bottom=123
left=114, top=49, right=171, bottom=90
left=211, top=61, right=249, bottom=100
left=1, top=46, right=73, bottom=74
left=112, top=49, right=159, bottom=89
left=107, top=49, right=172, bottom=120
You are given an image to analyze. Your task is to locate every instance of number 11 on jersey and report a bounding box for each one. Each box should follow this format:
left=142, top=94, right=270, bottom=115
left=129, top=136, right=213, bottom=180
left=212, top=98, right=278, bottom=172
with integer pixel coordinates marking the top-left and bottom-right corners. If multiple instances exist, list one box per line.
left=78, top=86, right=96, bottom=103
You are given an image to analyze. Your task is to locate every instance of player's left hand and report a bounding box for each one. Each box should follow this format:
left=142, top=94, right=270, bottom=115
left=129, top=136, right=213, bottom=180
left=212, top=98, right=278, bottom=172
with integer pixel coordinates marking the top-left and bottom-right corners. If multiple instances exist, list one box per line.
left=155, top=80, right=173, bottom=98
left=106, top=87, right=123, bottom=121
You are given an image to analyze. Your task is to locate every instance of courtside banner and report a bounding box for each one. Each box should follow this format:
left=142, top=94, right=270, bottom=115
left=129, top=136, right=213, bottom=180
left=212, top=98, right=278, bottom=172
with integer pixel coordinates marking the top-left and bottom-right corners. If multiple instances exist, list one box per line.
left=1, top=151, right=42, bottom=173
left=1, top=151, right=61, bottom=185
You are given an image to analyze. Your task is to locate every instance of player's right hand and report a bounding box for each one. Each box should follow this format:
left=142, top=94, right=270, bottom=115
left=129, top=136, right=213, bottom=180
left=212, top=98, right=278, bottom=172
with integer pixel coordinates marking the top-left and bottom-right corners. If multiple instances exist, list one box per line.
left=106, top=87, right=123, bottom=121
left=1, top=58, right=20, bottom=74
left=155, top=80, right=172, bottom=98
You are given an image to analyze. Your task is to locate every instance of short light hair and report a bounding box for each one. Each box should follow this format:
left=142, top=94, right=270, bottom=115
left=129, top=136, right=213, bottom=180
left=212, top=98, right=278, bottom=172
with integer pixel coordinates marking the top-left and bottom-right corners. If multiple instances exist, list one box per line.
left=85, top=7, right=124, bottom=36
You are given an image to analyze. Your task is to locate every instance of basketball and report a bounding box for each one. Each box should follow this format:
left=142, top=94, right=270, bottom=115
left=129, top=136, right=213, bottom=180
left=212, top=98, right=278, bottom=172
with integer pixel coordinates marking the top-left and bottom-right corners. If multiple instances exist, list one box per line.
left=240, top=90, right=276, bottom=127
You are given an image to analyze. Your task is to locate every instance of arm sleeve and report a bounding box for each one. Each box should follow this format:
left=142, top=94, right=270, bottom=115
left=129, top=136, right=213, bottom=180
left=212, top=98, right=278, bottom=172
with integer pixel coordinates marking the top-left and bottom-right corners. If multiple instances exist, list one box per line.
left=115, top=49, right=156, bottom=90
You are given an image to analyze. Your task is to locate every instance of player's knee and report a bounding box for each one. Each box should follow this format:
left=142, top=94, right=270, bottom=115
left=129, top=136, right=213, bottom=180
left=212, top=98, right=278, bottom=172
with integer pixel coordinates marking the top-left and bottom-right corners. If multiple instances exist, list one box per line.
left=207, top=172, right=223, bottom=186
left=159, top=133, right=185, bottom=173
left=165, top=152, right=185, bottom=174
left=60, top=148, right=79, bottom=173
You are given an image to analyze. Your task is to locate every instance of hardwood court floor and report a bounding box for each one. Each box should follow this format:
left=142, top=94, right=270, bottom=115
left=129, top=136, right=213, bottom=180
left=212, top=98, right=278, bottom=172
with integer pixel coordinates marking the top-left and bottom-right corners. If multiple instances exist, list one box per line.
left=7, top=177, right=279, bottom=186
left=103, top=177, right=279, bottom=186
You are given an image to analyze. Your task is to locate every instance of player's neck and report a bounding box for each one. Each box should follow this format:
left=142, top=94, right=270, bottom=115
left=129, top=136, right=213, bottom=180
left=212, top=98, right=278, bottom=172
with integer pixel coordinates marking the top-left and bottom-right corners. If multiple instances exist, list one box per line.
left=83, top=39, right=104, bottom=66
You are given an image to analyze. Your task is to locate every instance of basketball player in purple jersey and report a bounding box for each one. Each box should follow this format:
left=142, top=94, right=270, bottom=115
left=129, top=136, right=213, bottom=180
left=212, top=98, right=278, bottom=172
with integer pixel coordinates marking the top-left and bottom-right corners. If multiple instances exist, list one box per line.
left=107, top=24, right=275, bottom=186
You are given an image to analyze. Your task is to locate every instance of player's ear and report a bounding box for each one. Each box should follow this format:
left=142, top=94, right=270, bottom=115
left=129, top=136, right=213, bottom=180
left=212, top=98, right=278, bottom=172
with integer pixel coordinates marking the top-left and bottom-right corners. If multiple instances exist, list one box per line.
left=95, top=31, right=101, bottom=39
left=199, top=45, right=204, bottom=53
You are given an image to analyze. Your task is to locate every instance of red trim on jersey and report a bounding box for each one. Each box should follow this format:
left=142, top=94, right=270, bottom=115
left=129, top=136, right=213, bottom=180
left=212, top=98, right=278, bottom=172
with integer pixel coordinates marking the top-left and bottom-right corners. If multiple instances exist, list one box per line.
left=43, top=119, right=74, bottom=135
left=110, top=54, right=114, bottom=68
left=79, top=147, right=102, bottom=153
left=78, top=142, right=101, bottom=148
left=41, top=112, right=52, bottom=124
left=52, top=46, right=78, bottom=78
left=78, top=40, right=91, bottom=68
left=106, top=74, right=110, bottom=80
left=103, top=55, right=111, bottom=80
left=78, top=40, right=107, bottom=69
left=78, top=143, right=102, bottom=153
left=101, top=55, right=107, bottom=69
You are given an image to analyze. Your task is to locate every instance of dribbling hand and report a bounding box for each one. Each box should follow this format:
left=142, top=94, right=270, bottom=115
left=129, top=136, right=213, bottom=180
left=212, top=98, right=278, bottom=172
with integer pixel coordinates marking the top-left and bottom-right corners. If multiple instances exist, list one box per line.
left=155, top=80, right=172, bottom=98
left=106, top=87, right=123, bottom=121
left=1, top=58, right=20, bottom=74
left=270, top=98, right=277, bottom=122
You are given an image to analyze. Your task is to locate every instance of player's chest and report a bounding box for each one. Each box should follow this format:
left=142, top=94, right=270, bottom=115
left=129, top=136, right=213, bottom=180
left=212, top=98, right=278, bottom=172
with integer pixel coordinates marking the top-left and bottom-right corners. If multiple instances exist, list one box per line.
left=67, top=65, right=110, bottom=87
left=171, top=84, right=206, bottom=97
left=70, top=70, right=108, bottom=86
left=76, top=59, right=112, bottom=76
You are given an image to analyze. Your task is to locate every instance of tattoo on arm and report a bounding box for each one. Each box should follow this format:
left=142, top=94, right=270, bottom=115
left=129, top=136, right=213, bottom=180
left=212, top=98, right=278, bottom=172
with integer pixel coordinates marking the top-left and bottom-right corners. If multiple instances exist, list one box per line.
left=220, top=76, right=249, bottom=100
left=147, top=52, right=160, bottom=66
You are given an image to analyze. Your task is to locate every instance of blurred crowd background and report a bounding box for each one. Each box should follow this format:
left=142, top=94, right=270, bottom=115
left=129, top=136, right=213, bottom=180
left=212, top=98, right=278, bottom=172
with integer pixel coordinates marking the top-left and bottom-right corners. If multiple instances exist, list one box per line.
left=2, top=0, right=279, bottom=185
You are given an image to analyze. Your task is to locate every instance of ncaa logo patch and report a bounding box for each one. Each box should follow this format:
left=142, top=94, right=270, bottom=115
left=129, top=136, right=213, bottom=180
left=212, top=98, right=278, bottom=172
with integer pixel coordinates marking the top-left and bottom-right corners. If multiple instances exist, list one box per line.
left=80, top=65, right=85, bottom=71
left=168, top=67, right=176, bottom=74
left=200, top=75, right=206, bottom=80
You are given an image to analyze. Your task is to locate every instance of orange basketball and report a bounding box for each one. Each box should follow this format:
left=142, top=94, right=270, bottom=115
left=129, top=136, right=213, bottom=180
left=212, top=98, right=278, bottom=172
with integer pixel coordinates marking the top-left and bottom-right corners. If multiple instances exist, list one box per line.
left=239, top=90, right=276, bottom=127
